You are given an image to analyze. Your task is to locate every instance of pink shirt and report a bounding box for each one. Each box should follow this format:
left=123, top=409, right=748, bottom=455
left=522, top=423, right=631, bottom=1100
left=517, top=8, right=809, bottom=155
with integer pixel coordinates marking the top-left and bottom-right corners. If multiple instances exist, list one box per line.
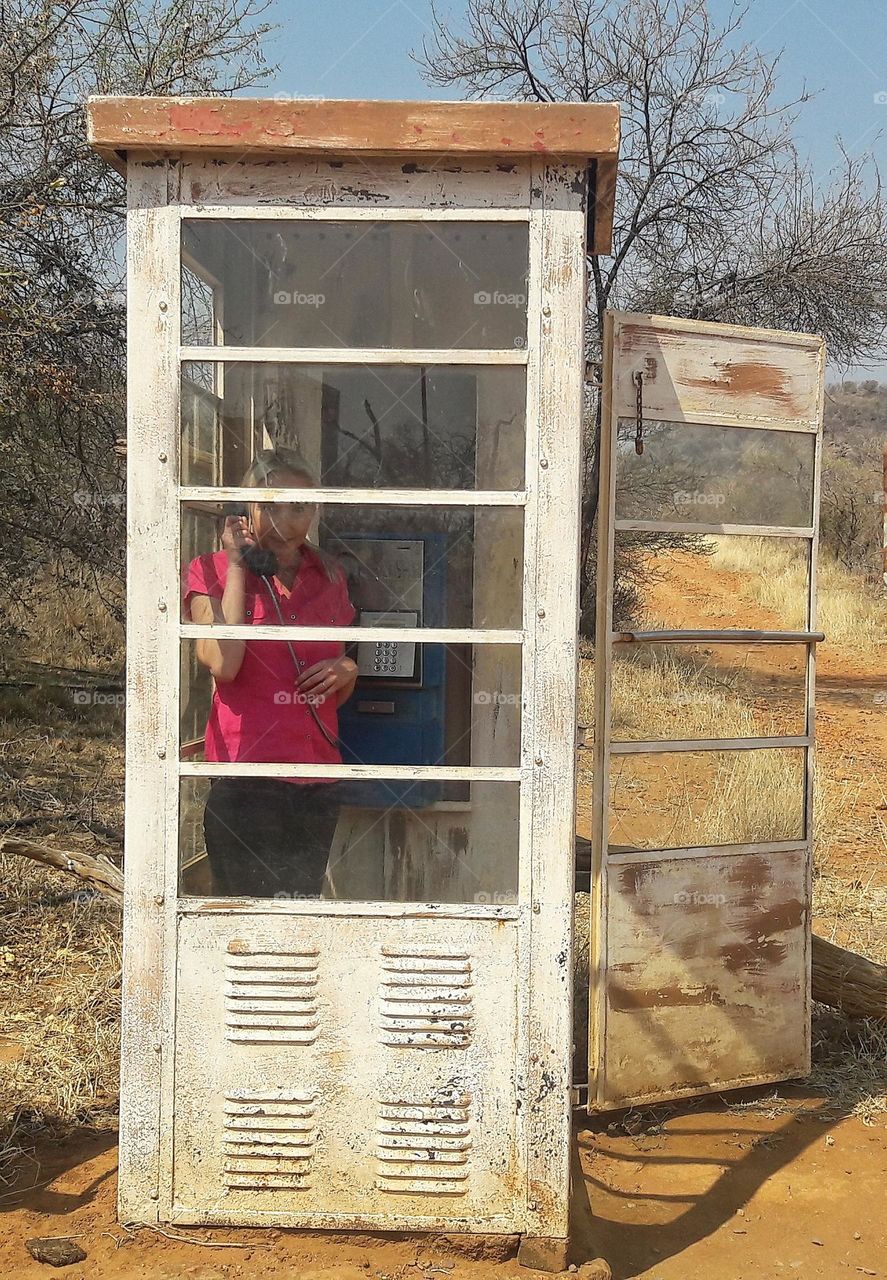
left=183, top=547, right=355, bottom=780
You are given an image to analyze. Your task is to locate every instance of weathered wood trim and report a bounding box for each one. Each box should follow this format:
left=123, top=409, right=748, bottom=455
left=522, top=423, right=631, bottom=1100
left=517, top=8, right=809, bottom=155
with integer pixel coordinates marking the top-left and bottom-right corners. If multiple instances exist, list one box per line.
left=610, top=735, right=810, bottom=755
left=183, top=205, right=532, bottom=221
left=590, top=156, right=618, bottom=255
left=179, top=762, right=524, bottom=781
left=178, top=899, right=524, bottom=920
left=522, top=162, right=585, bottom=1241
left=180, top=345, right=529, bottom=365
left=179, top=625, right=524, bottom=643
left=86, top=96, right=621, bottom=161
left=588, top=311, right=618, bottom=1111
left=119, top=164, right=180, bottom=1223
left=605, top=839, right=810, bottom=867
left=178, top=486, right=527, bottom=506
left=614, top=519, right=814, bottom=539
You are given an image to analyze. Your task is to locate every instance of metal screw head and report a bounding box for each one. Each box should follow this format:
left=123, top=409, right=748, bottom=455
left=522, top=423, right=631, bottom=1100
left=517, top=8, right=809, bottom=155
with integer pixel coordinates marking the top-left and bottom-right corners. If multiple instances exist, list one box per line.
left=534, top=754, right=544, bottom=766
left=158, top=451, right=168, bottom=463
left=153, top=893, right=164, bottom=906
left=542, top=305, right=551, bottom=317
left=158, top=300, right=168, bottom=313
left=532, top=902, right=541, bottom=915
left=539, top=458, right=549, bottom=470
left=537, top=608, right=546, bottom=619
left=158, top=600, right=167, bottom=612
left=157, top=747, right=166, bottom=760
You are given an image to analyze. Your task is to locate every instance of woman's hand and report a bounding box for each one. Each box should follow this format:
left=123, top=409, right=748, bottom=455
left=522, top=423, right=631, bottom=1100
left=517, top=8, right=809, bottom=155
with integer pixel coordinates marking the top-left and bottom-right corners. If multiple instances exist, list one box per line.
left=221, top=514, right=255, bottom=567
left=298, top=655, right=358, bottom=705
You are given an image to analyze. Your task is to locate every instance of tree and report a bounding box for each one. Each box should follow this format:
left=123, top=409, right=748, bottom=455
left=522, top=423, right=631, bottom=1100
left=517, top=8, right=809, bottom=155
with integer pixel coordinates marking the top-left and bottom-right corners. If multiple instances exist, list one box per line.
left=416, top=0, right=887, bottom=625
left=0, top=0, right=275, bottom=651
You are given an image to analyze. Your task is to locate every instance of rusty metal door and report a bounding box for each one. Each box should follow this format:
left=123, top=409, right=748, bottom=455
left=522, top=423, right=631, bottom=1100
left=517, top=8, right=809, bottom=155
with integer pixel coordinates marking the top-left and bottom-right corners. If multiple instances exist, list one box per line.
left=588, top=310, right=825, bottom=1110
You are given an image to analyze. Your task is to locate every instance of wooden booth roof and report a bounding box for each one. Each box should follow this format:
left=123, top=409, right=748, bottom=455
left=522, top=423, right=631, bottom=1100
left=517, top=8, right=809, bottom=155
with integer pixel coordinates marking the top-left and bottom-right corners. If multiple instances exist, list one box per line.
left=86, top=97, right=619, bottom=251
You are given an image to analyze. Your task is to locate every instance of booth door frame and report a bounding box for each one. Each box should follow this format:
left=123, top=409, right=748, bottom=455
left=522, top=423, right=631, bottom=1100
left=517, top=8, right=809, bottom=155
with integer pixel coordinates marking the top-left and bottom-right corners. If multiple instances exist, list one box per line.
left=120, top=153, right=586, bottom=1241
left=589, top=309, right=825, bottom=1110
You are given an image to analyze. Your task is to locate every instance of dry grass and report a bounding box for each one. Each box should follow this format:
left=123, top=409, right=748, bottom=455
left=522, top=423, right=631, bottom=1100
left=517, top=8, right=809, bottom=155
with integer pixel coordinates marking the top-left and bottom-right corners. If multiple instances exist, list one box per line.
left=0, top=688, right=124, bottom=1178
left=708, top=536, right=887, bottom=648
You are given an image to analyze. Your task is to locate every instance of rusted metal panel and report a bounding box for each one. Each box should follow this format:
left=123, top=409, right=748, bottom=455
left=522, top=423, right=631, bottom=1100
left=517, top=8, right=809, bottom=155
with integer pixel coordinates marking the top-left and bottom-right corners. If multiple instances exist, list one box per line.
left=611, top=314, right=824, bottom=430
left=170, top=913, right=524, bottom=1229
left=86, top=96, right=620, bottom=162
left=599, top=848, right=809, bottom=1107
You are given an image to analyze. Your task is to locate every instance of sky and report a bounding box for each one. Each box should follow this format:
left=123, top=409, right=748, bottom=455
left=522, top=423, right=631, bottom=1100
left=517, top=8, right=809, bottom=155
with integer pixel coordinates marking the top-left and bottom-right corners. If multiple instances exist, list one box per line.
left=251, top=0, right=887, bottom=375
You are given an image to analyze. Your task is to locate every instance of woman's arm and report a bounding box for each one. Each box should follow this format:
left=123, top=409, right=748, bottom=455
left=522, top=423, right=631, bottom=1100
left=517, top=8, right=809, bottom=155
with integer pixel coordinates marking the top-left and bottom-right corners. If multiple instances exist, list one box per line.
left=190, top=517, right=251, bottom=682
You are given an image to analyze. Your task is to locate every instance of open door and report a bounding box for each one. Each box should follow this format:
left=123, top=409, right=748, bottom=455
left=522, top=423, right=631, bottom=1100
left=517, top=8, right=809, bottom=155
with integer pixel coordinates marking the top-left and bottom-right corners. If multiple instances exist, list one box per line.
left=588, top=310, right=825, bottom=1110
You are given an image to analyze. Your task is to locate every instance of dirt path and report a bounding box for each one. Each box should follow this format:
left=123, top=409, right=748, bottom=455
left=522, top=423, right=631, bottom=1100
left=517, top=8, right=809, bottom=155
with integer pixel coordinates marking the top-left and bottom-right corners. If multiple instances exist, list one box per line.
left=1, top=1096, right=884, bottom=1280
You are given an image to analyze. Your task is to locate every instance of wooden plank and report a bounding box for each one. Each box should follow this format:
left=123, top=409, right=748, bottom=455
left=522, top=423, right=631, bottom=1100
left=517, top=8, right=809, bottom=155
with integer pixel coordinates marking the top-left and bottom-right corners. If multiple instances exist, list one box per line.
left=178, top=899, right=522, bottom=919
left=588, top=311, right=618, bottom=1110
left=611, top=312, right=824, bottom=429
left=610, top=735, right=810, bottom=755
left=180, top=345, right=529, bottom=365
left=178, top=486, right=527, bottom=507
left=591, top=156, right=618, bottom=255
left=522, top=161, right=586, bottom=1244
left=607, top=840, right=809, bottom=867
left=86, top=96, right=621, bottom=162
left=179, top=625, right=524, bottom=644
left=595, top=848, right=809, bottom=1108
left=614, top=519, right=814, bottom=538
left=179, top=762, right=524, bottom=782
left=178, top=156, right=534, bottom=210
left=118, top=165, right=180, bottom=1223
left=184, top=205, right=532, bottom=221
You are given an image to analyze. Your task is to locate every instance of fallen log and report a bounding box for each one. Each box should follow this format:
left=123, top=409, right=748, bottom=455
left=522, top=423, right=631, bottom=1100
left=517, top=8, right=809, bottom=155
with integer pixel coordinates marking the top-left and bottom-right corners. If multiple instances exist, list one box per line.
left=0, top=836, right=123, bottom=900
left=809, top=933, right=887, bottom=1021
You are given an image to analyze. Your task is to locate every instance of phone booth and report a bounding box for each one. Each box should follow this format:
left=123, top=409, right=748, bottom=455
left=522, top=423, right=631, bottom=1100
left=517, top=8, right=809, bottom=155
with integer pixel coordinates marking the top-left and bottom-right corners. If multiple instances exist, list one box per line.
left=87, top=96, right=823, bottom=1270
left=86, top=96, right=620, bottom=1269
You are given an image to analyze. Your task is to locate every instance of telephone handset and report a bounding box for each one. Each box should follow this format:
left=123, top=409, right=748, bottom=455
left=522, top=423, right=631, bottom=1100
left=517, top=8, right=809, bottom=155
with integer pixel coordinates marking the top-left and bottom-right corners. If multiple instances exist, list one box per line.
left=222, top=502, right=278, bottom=578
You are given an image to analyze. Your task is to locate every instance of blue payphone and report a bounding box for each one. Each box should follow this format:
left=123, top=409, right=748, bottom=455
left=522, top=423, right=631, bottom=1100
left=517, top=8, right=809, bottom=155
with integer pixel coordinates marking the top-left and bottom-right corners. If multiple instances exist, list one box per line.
left=333, top=532, right=448, bottom=808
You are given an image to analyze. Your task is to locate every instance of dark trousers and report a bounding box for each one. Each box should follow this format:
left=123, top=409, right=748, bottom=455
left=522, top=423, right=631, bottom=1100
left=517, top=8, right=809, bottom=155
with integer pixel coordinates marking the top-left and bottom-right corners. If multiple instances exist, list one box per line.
left=203, top=777, right=341, bottom=898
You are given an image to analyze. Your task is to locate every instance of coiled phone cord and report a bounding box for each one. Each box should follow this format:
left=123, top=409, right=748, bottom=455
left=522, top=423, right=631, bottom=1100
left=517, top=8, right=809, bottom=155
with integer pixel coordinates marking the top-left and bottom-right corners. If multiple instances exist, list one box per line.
left=258, top=571, right=342, bottom=751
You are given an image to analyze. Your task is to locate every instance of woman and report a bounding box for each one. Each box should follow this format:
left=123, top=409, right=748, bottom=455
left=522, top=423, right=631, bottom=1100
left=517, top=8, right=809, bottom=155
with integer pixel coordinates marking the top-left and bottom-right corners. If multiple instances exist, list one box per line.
left=183, top=447, right=358, bottom=897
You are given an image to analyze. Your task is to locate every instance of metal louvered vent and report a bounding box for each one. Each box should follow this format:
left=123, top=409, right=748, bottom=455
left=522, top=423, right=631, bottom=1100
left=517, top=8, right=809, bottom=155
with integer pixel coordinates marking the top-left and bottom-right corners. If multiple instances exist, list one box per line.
left=379, top=946, right=473, bottom=1048
left=223, top=1091, right=316, bottom=1190
left=376, top=1094, right=473, bottom=1195
left=224, top=941, right=319, bottom=1043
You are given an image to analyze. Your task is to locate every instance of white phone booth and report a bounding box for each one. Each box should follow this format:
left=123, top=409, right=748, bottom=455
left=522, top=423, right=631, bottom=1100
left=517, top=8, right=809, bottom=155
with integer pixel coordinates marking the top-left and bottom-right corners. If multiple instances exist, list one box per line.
left=87, top=96, right=621, bottom=1268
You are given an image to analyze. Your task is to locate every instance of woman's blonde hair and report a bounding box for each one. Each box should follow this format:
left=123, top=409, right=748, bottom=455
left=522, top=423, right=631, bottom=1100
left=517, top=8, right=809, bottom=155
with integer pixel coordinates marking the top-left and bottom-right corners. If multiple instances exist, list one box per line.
left=240, top=446, right=318, bottom=488
left=240, top=447, right=342, bottom=582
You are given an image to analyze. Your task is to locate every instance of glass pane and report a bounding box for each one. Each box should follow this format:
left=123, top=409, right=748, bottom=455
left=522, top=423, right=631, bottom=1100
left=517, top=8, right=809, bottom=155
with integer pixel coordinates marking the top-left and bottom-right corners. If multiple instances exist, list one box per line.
left=615, top=420, right=815, bottom=526
left=181, top=220, right=529, bottom=349
left=178, top=778, right=519, bottom=905
left=611, top=643, right=807, bottom=741
left=608, top=748, right=806, bottom=852
left=179, top=363, right=526, bottom=489
left=179, top=639, right=521, bottom=768
left=612, top=533, right=809, bottom=631
left=180, top=504, right=523, bottom=630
